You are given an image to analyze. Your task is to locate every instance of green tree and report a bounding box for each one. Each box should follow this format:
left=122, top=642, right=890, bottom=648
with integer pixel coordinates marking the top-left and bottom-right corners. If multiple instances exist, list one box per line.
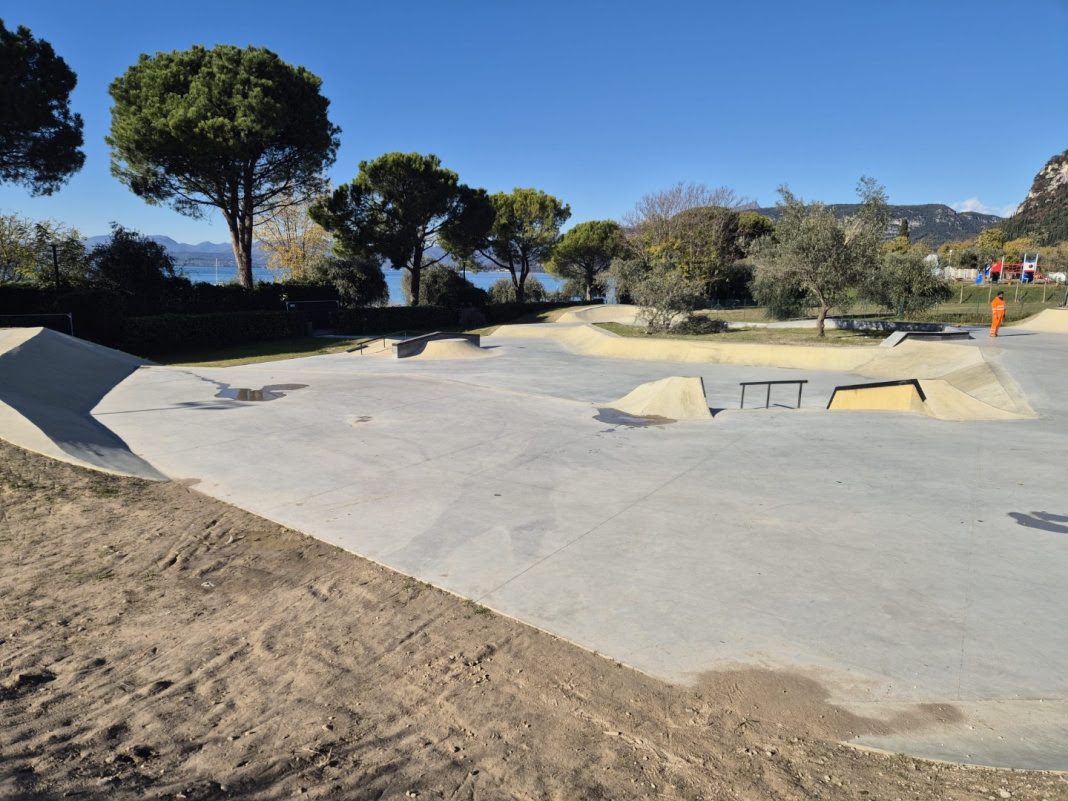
left=750, top=178, right=888, bottom=336
left=401, top=263, right=486, bottom=307
left=480, top=188, right=570, bottom=304
left=310, top=152, right=493, bottom=306
left=861, top=251, right=951, bottom=318
left=488, top=275, right=547, bottom=304
left=107, top=44, right=340, bottom=289
left=0, top=211, right=86, bottom=285
left=306, top=255, right=388, bottom=308
left=0, top=21, right=84, bottom=195
left=546, top=220, right=623, bottom=301
left=88, top=224, right=184, bottom=314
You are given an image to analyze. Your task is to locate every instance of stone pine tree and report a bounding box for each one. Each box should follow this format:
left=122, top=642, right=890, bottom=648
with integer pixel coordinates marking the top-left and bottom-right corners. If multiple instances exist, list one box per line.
left=0, top=20, right=85, bottom=195
left=546, top=220, right=623, bottom=300
left=107, top=44, right=340, bottom=289
left=310, top=152, right=494, bottom=306
left=479, top=188, right=570, bottom=304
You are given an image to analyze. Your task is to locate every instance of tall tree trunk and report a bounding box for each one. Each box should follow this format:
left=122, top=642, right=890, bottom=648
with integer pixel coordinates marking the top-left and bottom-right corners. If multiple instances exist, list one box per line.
left=225, top=219, right=255, bottom=290
left=816, top=304, right=828, bottom=337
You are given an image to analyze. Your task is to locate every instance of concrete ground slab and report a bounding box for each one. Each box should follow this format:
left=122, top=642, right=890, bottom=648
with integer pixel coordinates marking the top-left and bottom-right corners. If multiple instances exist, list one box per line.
left=8, top=318, right=1068, bottom=770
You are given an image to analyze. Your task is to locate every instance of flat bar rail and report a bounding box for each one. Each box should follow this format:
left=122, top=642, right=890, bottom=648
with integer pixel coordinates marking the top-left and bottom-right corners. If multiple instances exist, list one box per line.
left=346, top=330, right=409, bottom=355
left=739, top=379, right=808, bottom=409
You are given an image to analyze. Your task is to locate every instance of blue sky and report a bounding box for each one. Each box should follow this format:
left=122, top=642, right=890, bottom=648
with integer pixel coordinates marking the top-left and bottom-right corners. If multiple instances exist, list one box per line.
left=2, top=0, right=1066, bottom=243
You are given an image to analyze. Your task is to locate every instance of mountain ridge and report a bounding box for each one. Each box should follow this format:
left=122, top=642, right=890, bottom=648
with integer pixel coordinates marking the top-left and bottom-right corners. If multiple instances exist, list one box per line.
left=753, top=203, right=1001, bottom=247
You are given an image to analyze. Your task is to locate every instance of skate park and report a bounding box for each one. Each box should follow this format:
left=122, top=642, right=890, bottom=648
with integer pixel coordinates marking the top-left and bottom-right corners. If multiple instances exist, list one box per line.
left=1, top=306, right=1067, bottom=770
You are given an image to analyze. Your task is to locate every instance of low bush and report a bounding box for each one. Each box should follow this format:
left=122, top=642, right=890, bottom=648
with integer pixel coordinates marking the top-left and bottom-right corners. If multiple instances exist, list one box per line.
left=672, top=315, right=729, bottom=335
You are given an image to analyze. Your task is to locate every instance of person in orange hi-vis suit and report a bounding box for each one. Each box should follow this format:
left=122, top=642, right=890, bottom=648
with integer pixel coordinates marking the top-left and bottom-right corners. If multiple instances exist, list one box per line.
left=990, top=291, right=1006, bottom=337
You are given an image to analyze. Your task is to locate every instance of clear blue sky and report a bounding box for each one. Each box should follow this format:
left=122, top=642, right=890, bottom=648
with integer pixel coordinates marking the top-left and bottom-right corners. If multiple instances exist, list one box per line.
left=2, top=0, right=1066, bottom=243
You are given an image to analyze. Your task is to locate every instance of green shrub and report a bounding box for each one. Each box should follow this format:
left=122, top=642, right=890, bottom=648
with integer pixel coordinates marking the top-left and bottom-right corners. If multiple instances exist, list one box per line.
left=672, top=315, right=728, bottom=335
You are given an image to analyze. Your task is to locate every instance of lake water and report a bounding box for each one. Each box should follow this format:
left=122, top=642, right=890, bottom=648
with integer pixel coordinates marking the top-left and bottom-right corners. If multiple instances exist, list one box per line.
left=177, top=265, right=566, bottom=306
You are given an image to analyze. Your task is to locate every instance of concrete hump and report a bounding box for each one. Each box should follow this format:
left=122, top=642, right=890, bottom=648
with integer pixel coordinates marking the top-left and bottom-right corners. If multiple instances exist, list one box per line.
left=827, top=379, right=927, bottom=414
left=0, top=327, right=164, bottom=479
left=406, top=338, right=492, bottom=360
left=1016, top=308, right=1068, bottom=334
left=608, top=376, right=711, bottom=420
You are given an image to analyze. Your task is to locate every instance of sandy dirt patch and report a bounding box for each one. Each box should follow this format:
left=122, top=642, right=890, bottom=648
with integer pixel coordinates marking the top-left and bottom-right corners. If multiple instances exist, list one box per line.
left=1, top=440, right=1064, bottom=800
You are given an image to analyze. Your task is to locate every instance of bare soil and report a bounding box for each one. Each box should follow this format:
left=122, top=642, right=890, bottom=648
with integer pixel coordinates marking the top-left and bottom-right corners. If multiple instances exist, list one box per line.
left=1, top=439, right=1064, bottom=801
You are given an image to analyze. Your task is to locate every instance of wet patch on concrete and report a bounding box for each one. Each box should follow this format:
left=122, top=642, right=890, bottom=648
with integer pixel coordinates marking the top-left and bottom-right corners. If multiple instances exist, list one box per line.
left=215, top=384, right=308, bottom=402
left=594, top=408, right=675, bottom=427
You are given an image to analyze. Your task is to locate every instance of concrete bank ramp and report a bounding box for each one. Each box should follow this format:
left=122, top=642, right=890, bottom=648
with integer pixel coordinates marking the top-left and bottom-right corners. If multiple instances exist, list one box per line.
left=1016, top=307, right=1068, bottom=333
left=405, top=337, right=493, bottom=360
left=608, top=376, right=711, bottom=420
left=555, top=304, right=647, bottom=325
left=0, top=327, right=164, bottom=479
left=828, top=380, right=927, bottom=413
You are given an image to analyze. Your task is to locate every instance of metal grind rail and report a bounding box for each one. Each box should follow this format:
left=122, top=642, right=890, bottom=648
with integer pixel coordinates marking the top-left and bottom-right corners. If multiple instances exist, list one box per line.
left=739, top=379, right=808, bottom=409
left=346, top=330, right=410, bottom=355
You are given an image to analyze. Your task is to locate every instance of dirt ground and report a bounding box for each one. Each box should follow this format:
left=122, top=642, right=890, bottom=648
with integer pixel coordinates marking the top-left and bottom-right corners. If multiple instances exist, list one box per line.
left=1, top=440, right=1064, bottom=801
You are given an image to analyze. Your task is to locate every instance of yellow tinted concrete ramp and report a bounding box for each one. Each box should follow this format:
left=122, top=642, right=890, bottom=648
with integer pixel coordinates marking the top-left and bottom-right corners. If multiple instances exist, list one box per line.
left=406, top=338, right=493, bottom=359
left=0, top=327, right=164, bottom=479
left=919, top=379, right=1031, bottom=421
left=556, top=304, right=646, bottom=325
left=1017, top=307, right=1068, bottom=333
left=608, top=376, right=711, bottom=420
left=828, top=381, right=927, bottom=413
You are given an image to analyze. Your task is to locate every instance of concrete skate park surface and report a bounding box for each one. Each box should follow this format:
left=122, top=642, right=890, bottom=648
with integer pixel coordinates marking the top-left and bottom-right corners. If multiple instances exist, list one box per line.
left=5, top=307, right=1068, bottom=770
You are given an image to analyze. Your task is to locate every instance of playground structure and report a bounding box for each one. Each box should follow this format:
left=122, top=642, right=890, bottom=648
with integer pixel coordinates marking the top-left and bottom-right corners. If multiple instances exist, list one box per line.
left=975, top=251, right=1042, bottom=283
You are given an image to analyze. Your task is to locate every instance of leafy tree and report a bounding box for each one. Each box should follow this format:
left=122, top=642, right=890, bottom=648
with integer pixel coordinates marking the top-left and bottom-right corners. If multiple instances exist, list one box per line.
left=0, top=211, right=86, bottom=285
left=861, top=251, right=951, bottom=318
left=255, top=188, right=332, bottom=279
left=546, top=220, right=623, bottom=301
left=0, top=21, right=84, bottom=195
left=480, top=188, right=570, bottom=304
left=975, top=227, right=1007, bottom=254
left=305, top=255, right=388, bottom=308
left=735, top=211, right=776, bottom=252
left=107, top=44, right=340, bottom=289
left=488, top=275, right=547, bottom=304
left=620, top=183, right=754, bottom=300
left=750, top=178, right=888, bottom=336
left=612, top=257, right=705, bottom=332
left=401, top=263, right=486, bottom=308
left=88, top=224, right=185, bottom=314
left=311, top=152, right=493, bottom=306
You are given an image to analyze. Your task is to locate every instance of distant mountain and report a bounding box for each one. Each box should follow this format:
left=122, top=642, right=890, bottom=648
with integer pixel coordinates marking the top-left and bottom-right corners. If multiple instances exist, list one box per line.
left=1000, top=150, right=1068, bottom=245
left=754, top=203, right=1001, bottom=248
left=83, top=235, right=268, bottom=268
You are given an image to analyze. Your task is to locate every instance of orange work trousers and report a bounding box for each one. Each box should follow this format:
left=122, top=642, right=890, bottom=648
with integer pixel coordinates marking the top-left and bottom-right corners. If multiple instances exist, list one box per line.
left=990, top=312, right=1005, bottom=337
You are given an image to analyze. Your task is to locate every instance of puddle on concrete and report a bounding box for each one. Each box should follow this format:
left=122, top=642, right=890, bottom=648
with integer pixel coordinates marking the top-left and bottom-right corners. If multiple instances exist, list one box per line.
left=215, top=383, right=308, bottom=402
left=593, top=408, right=675, bottom=428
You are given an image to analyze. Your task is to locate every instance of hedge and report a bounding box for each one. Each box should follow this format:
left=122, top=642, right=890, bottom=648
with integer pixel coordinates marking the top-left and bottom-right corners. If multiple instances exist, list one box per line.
left=119, top=311, right=308, bottom=356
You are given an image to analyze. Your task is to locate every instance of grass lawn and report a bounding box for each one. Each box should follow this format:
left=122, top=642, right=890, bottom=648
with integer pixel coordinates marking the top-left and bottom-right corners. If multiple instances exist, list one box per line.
left=152, top=336, right=370, bottom=367
left=595, top=322, right=885, bottom=347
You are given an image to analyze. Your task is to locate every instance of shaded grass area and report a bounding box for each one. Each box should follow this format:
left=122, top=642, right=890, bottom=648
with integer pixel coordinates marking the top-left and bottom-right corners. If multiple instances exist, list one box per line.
left=595, top=322, right=885, bottom=347
left=153, top=336, right=368, bottom=367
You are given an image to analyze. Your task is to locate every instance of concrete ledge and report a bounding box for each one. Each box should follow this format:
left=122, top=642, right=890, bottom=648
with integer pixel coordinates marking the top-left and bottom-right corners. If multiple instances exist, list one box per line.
left=393, top=332, right=481, bottom=358
left=881, top=329, right=972, bottom=347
